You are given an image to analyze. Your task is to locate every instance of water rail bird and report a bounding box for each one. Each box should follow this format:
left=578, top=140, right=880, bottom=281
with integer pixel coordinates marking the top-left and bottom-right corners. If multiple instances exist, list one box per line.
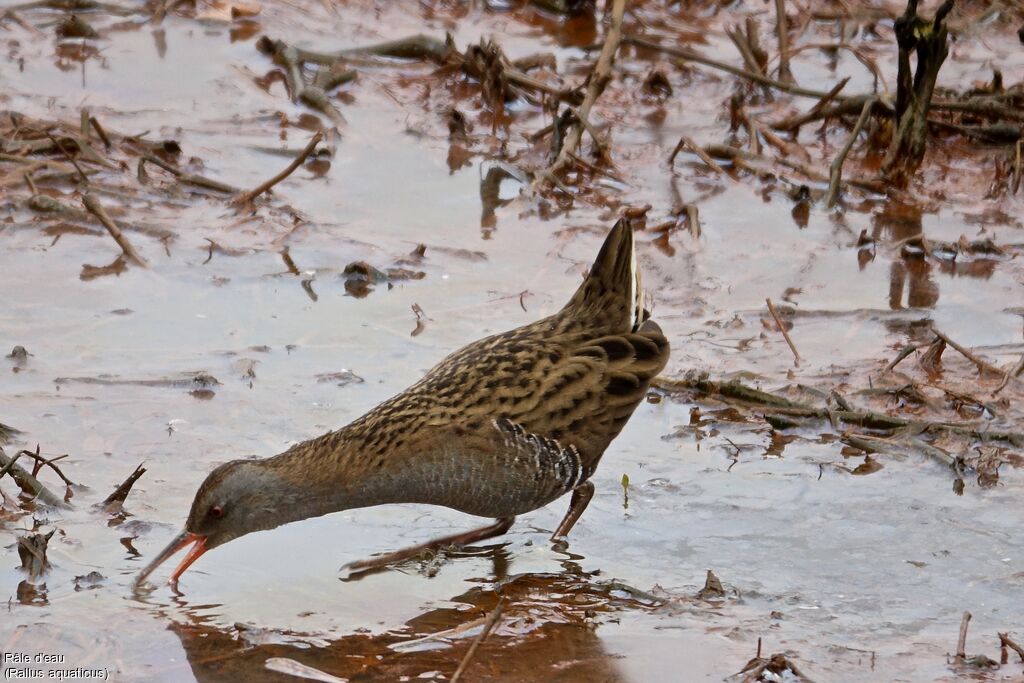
left=134, top=219, right=669, bottom=588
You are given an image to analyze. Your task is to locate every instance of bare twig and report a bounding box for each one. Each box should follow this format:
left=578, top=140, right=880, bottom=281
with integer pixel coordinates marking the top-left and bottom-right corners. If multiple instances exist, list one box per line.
left=18, top=447, right=75, bottom=487
left=83, top=194, right=148, bottom=266
left=89, top=115, right=112, bottom=150
left=702, top=143, right=887, bottom=195
left=842, top=432, right=956, bottom=468
left=669, top=136, right=731, bottom=178
left=233, top=131, right=323, bottom=205
left=773, top=78, right=850, bottom=131
left=884, top=343, right=921, bottom=372
left=0, top=448, right=25, bottom=482
left=534, top=0, right=625, bottom=191
left=956, top=611, right=971, bottom=662
left=931, top=327, right=1012, bottom=380
left=139, top=154, right=237, bottom=194
left=45, top=131, right=88, bottom=184
left=280, top=247, right=301, bottom=275
left=450, top=600, right=504, bottom=683
left=993, top=354, right=1024, bottom=396
left=1012, top=139, right=1023, bottom=195
left=726, top=25, right=764, bottom=77
left=766, top=298, right=800, bottom=364
left=0, top=448, right=70, bottom=508
left=826, top=97, right=875, bottom=207
left=684, top=204, right=700, bottom=239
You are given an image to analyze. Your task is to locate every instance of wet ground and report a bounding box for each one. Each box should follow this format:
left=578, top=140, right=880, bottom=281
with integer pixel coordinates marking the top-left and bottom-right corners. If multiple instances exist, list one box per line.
left=2, top=1, right=1024, bottom=681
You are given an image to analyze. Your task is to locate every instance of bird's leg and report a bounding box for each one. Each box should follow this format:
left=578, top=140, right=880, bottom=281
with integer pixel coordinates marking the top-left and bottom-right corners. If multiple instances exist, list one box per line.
left=342, top=517, right=515, bottom=575
left=551, top=480, right=594, bottom=539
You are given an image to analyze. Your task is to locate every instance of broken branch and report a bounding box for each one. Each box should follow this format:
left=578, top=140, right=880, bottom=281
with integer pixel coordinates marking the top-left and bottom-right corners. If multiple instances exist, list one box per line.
left=233, top=130, right=324, bottom=205
left=931, top=326, right=1012, bottom=380
left=102, top=463, right=146, bottom=509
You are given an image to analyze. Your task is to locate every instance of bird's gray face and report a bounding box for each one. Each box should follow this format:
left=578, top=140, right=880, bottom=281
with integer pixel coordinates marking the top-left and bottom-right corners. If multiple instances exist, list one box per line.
left=185, top=460, right=283, bottom=548
left=133, top=459, right=285, bottom=589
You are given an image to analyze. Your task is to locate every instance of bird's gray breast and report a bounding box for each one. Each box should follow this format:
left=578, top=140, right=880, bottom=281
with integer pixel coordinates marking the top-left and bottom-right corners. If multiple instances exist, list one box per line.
left=368, top=419, right=588, bottom=518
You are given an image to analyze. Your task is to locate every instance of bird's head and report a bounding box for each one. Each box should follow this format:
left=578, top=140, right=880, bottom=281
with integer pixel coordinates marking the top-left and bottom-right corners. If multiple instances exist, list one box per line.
left=133, top=459, right=291, bottom=589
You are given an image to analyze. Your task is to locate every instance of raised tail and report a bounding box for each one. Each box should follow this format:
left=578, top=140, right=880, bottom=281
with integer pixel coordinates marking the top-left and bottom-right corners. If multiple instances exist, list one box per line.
left=561, top=219, right=644, bottom=334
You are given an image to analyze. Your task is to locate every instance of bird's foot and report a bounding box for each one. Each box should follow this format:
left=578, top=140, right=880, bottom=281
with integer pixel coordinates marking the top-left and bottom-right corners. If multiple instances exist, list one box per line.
left=550, top=480, right=595, bottom=540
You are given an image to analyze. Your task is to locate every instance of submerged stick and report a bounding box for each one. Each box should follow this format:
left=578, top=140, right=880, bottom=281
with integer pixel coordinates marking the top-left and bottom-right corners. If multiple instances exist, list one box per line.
left=82, top=194, right=148, bottom=266
left=233, top=131, right=323, bottom=205
left=652, top=372, right=1024, bottom=446
left=450, top=600, right=504, bottom=683
left=826, top=98, right=875, bottom=207
left=624, top=34, right=834, bottom=100
left=766, top=298, right=801, bottom=364
left=702, top=142, right=887, bottom=195
left=139, top=154, right=237, bottom=194
left=103, top=463, right=146, bottom=508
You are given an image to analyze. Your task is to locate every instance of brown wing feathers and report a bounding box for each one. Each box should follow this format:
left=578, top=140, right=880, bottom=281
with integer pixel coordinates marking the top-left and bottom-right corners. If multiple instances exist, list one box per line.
left=307, top=221, right=668, bottom=502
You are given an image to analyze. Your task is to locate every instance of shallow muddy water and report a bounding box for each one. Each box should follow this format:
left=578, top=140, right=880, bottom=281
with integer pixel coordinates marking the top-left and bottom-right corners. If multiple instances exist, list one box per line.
left=2, top=1, right=1024, bottom=681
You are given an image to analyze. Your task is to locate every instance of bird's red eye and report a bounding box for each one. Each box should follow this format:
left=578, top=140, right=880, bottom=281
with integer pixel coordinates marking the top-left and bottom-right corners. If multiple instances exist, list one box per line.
left=209, top=505, right=225, bottom=519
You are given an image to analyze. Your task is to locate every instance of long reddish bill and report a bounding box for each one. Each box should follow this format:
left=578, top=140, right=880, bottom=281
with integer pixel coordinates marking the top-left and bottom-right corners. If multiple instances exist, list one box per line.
left=132, top=530, right=207, bottom=590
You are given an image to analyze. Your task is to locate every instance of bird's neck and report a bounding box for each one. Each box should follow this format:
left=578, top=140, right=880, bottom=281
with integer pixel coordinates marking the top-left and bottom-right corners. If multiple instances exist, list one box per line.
left=258, top=427, right=396, bottom=525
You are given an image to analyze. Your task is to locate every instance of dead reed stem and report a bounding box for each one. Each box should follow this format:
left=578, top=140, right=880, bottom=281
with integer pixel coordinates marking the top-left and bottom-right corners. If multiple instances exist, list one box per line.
left=82, top=194, right=148, bottom=266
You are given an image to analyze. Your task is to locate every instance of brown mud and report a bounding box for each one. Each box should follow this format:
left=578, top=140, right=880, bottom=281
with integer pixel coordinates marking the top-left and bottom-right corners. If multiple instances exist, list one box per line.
left=2, top=0, right=1024, bottom=681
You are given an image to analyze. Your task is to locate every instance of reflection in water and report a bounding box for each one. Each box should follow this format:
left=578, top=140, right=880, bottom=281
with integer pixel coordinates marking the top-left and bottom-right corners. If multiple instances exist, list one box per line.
left=873, top=203, right=939, bottom=310
left=153, top=558, right=653, bottom=683
left=888, top=259, right=938, bottom=310
left=479, top=163, right=524, bottom=236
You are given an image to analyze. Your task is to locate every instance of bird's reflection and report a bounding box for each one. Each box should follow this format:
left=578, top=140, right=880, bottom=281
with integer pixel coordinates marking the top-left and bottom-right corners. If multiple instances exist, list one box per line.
left=142, top=545, right=656, bottom=682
